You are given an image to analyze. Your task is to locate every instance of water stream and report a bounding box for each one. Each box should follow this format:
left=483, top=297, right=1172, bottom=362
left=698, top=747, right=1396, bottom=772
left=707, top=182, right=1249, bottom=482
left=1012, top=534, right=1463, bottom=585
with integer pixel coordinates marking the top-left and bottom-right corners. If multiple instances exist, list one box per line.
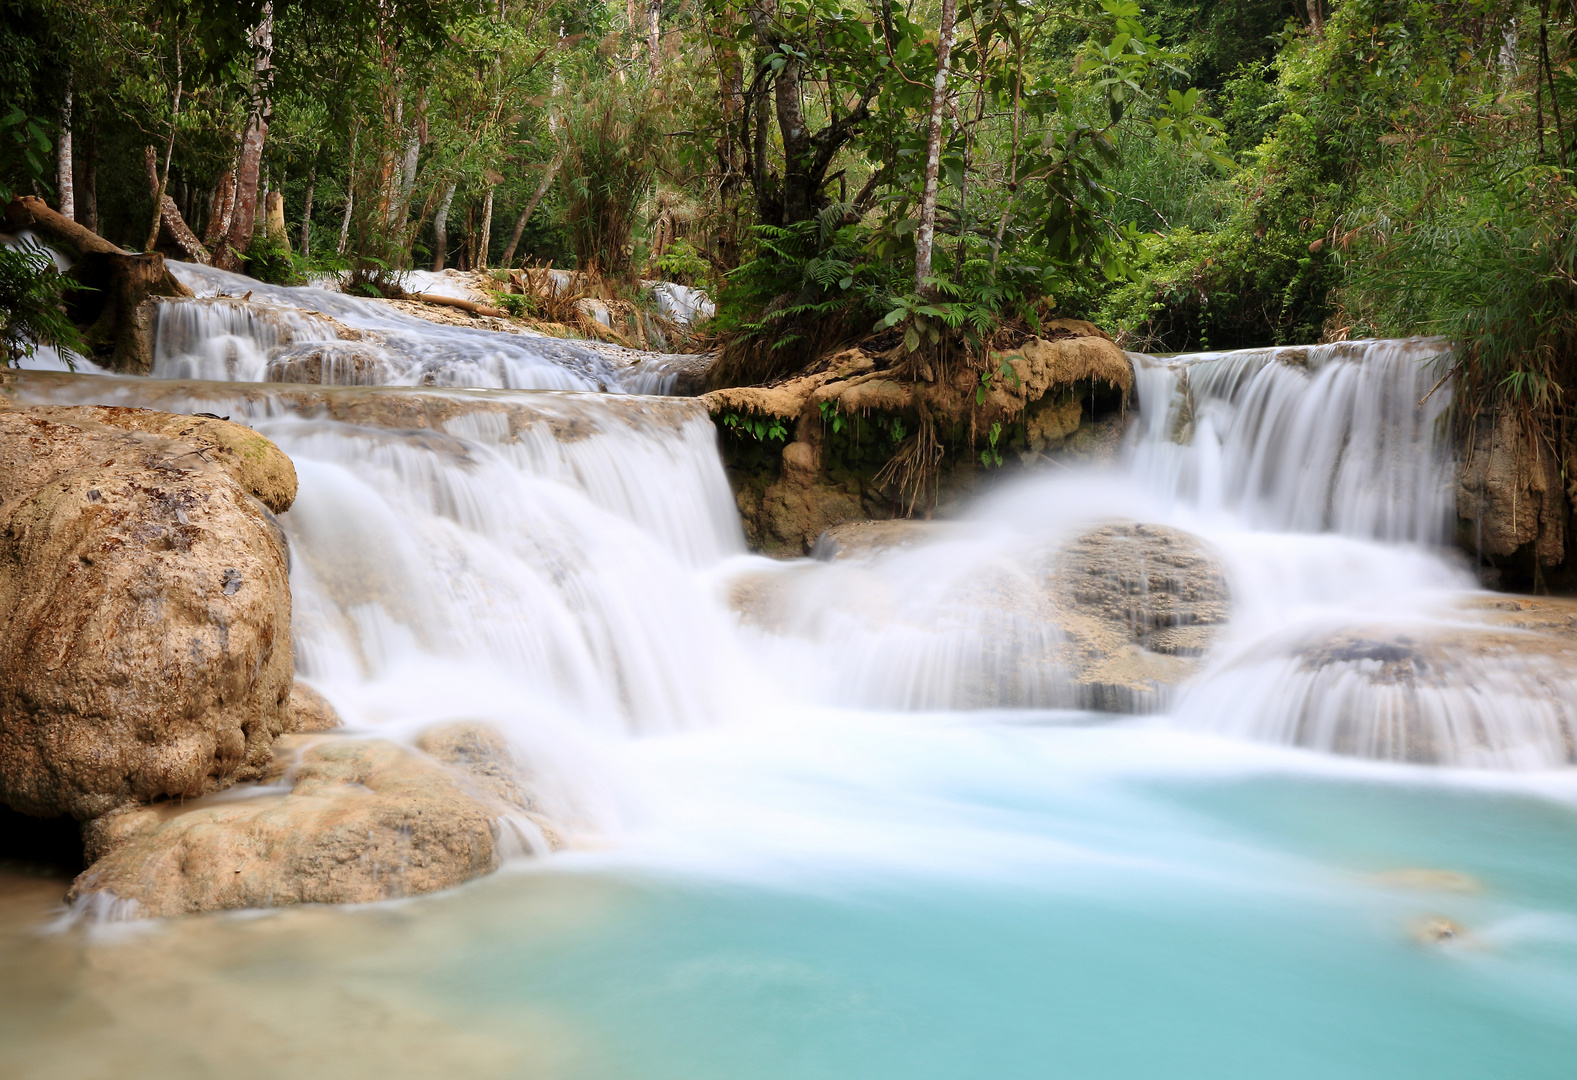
left=3, top=278, right=1575, bottom=1078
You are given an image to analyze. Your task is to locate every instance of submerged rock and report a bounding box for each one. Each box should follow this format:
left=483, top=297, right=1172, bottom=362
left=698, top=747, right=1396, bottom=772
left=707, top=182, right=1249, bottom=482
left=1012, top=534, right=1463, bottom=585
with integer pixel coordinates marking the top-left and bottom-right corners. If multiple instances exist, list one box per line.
left=0, top=405, right=297, bottom=820
left=1047, top=521, right=1232, bottom=711
left=810, top=519, right=947, bottom=560
left=70, top=736, right=519, bottom=916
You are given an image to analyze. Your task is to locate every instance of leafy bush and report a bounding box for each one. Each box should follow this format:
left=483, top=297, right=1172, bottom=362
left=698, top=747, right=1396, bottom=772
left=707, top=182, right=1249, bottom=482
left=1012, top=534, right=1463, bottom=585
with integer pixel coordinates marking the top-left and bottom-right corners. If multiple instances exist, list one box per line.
left=0, top=238, right=82, bottom=366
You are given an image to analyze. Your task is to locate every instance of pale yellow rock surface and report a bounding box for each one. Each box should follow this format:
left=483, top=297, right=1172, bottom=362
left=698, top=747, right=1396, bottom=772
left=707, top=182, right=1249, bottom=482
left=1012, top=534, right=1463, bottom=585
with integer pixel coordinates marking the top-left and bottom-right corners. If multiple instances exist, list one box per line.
left=0, top=406, right=295, bottom=820
left=70, top=737, right=509, bottom=917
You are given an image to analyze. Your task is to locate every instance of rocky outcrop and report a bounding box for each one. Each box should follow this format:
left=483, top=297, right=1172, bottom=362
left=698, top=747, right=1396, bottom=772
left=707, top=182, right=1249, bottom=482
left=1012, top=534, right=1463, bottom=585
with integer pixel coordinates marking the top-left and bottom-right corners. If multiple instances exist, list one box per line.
left=266, top=341, right=395, bottom=386
left=705, top=324, right=1135, bottom=556
left=0, top=405, right=296, bottom=820
left=1456, top=408, right=1568, bottom=575
left=69, top=733, right=537, bottom=916
left=1048, top=522, right=1232, bottom=710
left=735, top=518, right=1231, bottom=711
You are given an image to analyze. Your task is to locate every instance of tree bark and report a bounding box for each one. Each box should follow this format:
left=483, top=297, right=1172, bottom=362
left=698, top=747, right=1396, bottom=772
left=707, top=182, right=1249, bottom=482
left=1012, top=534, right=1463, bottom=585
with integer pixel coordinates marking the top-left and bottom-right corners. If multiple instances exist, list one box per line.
left=477, top=184, right=495, bottom=270
left=264, top=190, right=291, bottom=252
left=81, top=119, right=97, bottom=234
left=647, top=0, right=661, bottom=77
left=145, top=53, right=183, bottom=254
left=914, top=0, right=957, bottom=294
left=431, top=181, right=456, bottom=270
left=300, top=164, right=316, bottom=257
left=337, top=129, right=358, bottom=256
left=215, top=2, right=274, bottom=272
left=408, top=292, right=507, bottom=317
left=500, top=149, right=563, bottom=267
left=56, top=82, right=73, bottom=220
left=143, top=147, right=210, bottom=263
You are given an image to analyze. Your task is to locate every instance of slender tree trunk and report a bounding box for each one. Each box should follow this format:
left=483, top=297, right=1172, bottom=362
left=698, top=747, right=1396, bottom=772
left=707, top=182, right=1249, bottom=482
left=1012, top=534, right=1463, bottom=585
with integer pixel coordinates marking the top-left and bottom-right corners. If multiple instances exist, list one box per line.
left=477, top=184, right=495, bottom=271
left=647, top=0, right=661, bottom=77
left=81, top=119, right=97, bottom=233
left=145, top=55, right=184, bottom=254
left=500, top=149, right=563, bottom=267
left=216, top=1, right=274, bottom=272
left=56, top=81, right=74, bottom=220
left=431, top=181, right=456, bottom=270
left=300, top=164, right=316, bottom=256
left=337, top=134, right=358, bottom=256
left=391, top=123, right=419, bottom=229
left=914, top=0, right=957, bottom=294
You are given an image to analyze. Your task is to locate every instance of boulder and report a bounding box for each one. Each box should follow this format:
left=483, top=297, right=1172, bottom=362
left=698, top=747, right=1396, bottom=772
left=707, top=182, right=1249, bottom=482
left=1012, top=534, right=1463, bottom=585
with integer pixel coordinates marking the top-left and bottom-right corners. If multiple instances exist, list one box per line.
left=810, top=519, right=948, bottom=560
left=0, top=406, right=295, bottom=820
left=288, top=682, right=343, bottom=733
left=70, top=736, right=513, bottom=916
left=1047, top=521, right=1232, bottom=711
left=266, top=342, right=394, bottom=386
left=1456, top=408, right=1567, bottom=568
left=1205, top=614, right=1577, bottom=767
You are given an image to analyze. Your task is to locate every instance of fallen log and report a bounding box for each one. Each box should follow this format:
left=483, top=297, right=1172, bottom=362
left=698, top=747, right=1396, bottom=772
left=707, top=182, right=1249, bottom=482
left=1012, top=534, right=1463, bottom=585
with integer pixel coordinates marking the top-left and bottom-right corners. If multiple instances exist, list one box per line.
left=408, top=292, right=508, bottom=318
left=4, top=195, right=193, bottom=373
left=4, top=194, right=123, bottom=257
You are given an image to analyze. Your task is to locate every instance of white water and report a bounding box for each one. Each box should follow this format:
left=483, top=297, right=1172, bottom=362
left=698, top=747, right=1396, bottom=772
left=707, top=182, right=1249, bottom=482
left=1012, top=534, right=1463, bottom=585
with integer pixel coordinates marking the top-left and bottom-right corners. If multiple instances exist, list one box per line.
left=6, top=310, right=1577, bottom=1076
left=151, top=262, right=690, bottom=392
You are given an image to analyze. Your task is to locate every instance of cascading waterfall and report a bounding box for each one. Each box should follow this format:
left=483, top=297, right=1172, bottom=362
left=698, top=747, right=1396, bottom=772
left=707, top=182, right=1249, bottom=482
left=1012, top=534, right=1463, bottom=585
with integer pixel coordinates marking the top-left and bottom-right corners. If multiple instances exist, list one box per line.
left=153, top=261, right=692, bottom=392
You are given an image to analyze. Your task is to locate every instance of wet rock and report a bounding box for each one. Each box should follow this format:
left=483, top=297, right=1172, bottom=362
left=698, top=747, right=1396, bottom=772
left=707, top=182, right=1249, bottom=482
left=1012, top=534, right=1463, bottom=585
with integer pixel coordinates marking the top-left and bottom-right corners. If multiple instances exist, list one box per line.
left=810, top=519, right=948, bottom=560
left=1048, top=521, right=1232, bottom=711
left=69, top=737, right=511, bottom=917
left=416, top=721, right=562, bottom=849
left=288, top=682, right=343, bottom=733
left=1456, top=408, right=1567, bottom=568
left=18, top=404, right=300, bottom=514
left=0, top=406, right=294, bottom=820
left=266, top=342, right=395, bottom=386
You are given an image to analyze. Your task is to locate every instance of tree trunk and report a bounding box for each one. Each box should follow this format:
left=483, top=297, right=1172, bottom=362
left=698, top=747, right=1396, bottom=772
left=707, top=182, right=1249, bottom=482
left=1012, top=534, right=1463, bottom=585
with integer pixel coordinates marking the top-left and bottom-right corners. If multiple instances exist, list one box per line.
left=216, top=2, right=274, bottom=272
left=56, top=83, right=74, bottom=220
left=914, top=0, right=957, bottom=294
left=145, top=57, right=184, bottom=254
left=500, top=149, right=563, bottom=267
left=143, top=146, right=209, bottom=263
left=647, top=0, right=661, bottom=77
left=431, top=181, right=456, bottom=270
left=204, top=170, right=236, bottom=248
left=265, top=190, right=291, bottom=252
left=337, top=129, right=358, bottom=256
left=477, top=184, right=495, bottom=271
left=81, top=119, right=98, bottom=234
left=391, top=124, right=419, bottom=229
left=300, top=165, right=316, bottom=256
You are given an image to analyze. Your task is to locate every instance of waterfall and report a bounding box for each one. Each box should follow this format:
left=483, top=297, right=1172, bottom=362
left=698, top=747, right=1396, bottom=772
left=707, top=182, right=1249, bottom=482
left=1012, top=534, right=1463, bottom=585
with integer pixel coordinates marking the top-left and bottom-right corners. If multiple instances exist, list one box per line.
left=1128, top=338, right=1455, bottom=545
left=152, top=261, right=689, bottom=392
left=12, top=321, right=1571, bottom=771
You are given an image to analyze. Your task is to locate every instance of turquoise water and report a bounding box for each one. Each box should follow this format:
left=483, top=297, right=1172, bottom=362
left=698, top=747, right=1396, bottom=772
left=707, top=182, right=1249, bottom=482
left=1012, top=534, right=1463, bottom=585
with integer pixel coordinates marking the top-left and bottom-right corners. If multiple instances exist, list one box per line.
left=9, top=715, right=1572, bottom=1079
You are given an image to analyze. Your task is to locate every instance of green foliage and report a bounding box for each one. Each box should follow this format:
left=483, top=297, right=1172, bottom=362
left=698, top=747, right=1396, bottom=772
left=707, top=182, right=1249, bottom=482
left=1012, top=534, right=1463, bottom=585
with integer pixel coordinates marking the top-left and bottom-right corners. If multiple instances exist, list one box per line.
left=0, top=238, right=82, bottom=366
left=560, top=73, right=670, bottom=277
left=720, top=410, right=789, bottom=443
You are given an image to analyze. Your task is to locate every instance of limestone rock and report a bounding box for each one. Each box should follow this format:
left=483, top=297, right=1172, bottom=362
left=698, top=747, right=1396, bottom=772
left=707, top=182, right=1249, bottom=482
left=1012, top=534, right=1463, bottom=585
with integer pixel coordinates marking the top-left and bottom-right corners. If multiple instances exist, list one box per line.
left=416, top=721, right=562, bottom=849
left=266, top=342, right=394, bottom=387
left=19, top=404, right=300, bottom=514
left=288, top=682, right=343, bottom=733
left=0, top=407, right=294, bottom=820
left=810, top=519, right=947, bottom=560
left=1048, top=521, right=1231, bottom=710
left=1249, top=619, right=1577, bottom=766
left=70, top=737, right=509, bottom=916
left=1456, top=408, right=1567, bottom=566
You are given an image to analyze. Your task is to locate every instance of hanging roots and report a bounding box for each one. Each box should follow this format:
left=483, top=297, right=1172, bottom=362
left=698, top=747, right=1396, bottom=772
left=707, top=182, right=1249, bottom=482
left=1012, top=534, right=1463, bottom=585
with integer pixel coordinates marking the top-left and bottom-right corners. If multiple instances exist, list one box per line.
left=874, top=409, right=944, bottom=516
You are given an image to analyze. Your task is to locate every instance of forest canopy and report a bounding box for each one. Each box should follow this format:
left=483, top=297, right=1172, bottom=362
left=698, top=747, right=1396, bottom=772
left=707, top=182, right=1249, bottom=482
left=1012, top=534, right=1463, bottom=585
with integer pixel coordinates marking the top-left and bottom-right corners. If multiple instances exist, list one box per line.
left=2, top=0, right=1575, bottom=417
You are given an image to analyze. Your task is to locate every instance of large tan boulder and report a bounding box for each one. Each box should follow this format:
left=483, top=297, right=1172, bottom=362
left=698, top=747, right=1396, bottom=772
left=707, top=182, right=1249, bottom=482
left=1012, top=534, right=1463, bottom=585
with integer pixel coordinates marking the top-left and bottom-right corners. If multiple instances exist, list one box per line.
left=71, top=726, right=555, bottom=917
left=1046, top=521, right=1232, bottom=711
left=0, top=406, right=295, bottom=820
left=71, top=737, right=500, bottom=916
